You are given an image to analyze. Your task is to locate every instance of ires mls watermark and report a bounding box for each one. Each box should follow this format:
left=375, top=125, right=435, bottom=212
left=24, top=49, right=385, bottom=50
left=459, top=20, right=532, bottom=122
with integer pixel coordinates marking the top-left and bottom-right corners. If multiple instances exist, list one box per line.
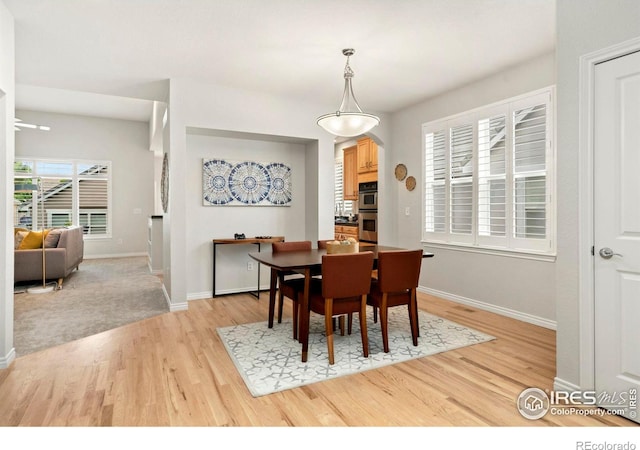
left=516, top=387, right=637, bottom=420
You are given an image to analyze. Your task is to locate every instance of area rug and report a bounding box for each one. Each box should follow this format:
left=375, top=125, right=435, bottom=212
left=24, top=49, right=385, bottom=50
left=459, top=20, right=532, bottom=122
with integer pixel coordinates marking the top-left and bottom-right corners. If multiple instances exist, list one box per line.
left=217, top=308, right=495, bottom=397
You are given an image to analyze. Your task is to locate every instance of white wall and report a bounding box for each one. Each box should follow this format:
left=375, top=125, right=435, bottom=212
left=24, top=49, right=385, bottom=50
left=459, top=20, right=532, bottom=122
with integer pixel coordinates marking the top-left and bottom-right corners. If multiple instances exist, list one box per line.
left=14, top=110, right=153, bottom=258
left=186, top=132, right=307, bottom=297
left=555, top=0, right=640, bottom=389
left=388, top=52, right=557, bottom=327
left=164, top=78, right=390, bottom=309
left=0, top=0, right=15, bottom=368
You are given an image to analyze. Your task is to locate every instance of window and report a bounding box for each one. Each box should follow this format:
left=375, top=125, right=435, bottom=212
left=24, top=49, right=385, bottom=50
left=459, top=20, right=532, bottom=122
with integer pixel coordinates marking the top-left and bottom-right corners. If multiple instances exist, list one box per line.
left=422, top=88, right=554, bottom=256
left=14, top=158, right=111, bottom=238
left=334, top=157, right=354, bottom=215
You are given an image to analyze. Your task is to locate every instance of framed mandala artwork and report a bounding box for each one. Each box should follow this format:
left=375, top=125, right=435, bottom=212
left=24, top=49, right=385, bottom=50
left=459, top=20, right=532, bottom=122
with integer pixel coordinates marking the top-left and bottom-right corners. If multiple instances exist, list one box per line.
left=202, top=158, right=292, bottom=206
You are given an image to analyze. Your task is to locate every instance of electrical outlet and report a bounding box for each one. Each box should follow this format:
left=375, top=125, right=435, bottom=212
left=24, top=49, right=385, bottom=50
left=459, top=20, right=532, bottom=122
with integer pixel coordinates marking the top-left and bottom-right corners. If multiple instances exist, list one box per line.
left=405, top=207, right=410, bottom=216
left=247, top=261, right=254, bottom=271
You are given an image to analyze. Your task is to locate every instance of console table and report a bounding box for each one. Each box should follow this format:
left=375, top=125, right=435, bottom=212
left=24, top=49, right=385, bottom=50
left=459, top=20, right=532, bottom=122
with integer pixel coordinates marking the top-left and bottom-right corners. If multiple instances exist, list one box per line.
left=212, top=236, right=285, bottom=298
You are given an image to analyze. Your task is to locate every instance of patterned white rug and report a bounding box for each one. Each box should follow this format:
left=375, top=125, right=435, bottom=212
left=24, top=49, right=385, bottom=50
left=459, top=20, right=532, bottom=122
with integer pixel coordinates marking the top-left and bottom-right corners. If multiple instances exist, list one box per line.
left=217, top=308, right=495, bottom=397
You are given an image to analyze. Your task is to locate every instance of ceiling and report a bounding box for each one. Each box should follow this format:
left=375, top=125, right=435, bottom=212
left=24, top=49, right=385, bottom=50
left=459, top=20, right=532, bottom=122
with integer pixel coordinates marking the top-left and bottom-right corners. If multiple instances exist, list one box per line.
left=5, top=0, right=555, bottom=123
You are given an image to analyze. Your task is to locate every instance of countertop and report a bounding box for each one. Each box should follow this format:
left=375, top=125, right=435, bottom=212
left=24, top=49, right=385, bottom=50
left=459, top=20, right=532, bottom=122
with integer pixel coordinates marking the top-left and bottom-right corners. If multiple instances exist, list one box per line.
left=334, top=220, right=358, bottom=227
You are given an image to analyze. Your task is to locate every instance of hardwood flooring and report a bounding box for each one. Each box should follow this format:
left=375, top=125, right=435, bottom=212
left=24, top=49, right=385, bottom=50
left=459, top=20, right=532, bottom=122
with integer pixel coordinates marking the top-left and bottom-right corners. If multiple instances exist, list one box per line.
left=0, top=291, right=636, bottom=427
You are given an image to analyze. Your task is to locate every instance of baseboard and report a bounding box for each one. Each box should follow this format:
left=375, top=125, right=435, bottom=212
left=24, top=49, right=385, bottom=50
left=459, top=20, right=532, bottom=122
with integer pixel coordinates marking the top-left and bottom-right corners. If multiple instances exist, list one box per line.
left=418, top=286, right=557, bottom=330
left=85, top=252, right=147, bottom=259
left=191, top=285, right=556, bottom=332
left=161, top=283, right=187, bottom=312
left=554, top=377, right=582, bottom=392
left=161, top=282, right=170, bottom=307
left=0, top=348, right=16, bottom=369
left=188, top=285, right=271, bottom=301
left=169, top=302, right=189, bottom=312
left=188, top=291, right=212, bottom=301
left=169, top=302, right=188, bottom=312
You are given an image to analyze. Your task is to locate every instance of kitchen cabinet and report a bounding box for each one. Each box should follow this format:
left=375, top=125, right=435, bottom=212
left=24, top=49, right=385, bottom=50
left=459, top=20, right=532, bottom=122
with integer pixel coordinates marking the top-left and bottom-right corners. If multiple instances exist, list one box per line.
left=335, top=225, right=359, bottom=241
left=357, top=137, right=378, bottom=174
left=343, top=145, right=358, bottom=200
left=357, top=137, right=378, bottom=183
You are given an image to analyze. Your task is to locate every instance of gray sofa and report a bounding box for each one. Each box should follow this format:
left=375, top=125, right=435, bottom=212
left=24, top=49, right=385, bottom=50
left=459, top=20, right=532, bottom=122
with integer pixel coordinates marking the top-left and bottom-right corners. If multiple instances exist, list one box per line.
left=14, top=226, right=84, bottom=289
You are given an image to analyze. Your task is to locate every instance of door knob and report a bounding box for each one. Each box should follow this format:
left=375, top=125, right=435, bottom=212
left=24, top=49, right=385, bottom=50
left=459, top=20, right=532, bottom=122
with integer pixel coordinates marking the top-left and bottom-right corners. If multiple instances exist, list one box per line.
left=599, top=247, right=623, bottom=259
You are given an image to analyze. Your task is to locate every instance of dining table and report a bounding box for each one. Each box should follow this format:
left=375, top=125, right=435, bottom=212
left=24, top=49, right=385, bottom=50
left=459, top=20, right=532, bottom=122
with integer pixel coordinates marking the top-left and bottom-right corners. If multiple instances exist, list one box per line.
left=248, top=243, right=434, bottom=362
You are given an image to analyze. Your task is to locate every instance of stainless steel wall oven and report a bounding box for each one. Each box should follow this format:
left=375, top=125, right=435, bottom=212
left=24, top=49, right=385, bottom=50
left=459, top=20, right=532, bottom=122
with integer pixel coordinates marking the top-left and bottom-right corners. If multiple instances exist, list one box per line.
left=358, top=181, right=378, bottom=210
left=358, top=211, right=378, bottom=242
left=358, top=181, right=378, bottom=242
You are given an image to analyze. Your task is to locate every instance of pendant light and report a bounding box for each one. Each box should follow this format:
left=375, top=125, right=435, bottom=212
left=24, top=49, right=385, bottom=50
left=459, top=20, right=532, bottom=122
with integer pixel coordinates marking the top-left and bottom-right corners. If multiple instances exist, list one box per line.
left=317, top=49, right=380, bottom=137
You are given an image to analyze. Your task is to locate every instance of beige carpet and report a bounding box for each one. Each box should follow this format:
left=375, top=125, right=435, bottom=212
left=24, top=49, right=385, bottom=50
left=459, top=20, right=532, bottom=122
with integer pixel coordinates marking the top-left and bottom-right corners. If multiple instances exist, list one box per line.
left=13, top=256, right=169, bottom=357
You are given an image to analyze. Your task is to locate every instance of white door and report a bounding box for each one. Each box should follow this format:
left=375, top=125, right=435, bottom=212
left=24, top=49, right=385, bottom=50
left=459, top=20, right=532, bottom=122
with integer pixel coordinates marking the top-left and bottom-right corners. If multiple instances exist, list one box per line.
left=594, top=50, right=640, bottom=424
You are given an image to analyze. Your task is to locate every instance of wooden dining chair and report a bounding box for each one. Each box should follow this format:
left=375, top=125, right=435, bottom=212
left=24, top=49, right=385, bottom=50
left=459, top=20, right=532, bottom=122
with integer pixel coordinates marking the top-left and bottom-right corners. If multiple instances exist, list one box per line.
left=272, top=240, right=312, bottom=340
left=367, top=249, right=423, bottom=353
left=306, top=251, right=374, bottom=364
left=317, top=240, right=331, bottom=249
left=317, top=239, right=348, bottom=334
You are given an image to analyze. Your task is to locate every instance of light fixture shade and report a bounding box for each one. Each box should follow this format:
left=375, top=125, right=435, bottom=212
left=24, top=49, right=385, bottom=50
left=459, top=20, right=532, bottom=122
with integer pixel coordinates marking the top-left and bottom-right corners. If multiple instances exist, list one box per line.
left=317, top=112, right=380, bottom=137
left=317, top=49, right=380, bottom=137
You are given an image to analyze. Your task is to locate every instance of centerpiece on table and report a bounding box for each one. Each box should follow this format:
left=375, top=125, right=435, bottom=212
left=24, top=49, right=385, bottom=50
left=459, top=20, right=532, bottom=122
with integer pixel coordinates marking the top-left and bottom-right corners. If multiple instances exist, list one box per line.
left=326, top=237, right=359, bottom=254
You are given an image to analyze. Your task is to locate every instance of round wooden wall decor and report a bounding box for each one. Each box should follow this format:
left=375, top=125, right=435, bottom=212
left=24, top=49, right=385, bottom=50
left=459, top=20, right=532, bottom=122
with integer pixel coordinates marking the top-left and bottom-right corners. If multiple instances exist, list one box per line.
left=405, top=175, right=416, bottom=191
left=161, top=153, right=169, bottom=213
left=394, top=163, right=407, bottom=181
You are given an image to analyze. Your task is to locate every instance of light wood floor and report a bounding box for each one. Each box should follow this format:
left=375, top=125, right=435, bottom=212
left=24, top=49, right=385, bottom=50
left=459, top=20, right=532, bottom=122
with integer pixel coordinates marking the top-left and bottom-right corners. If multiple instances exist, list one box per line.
left=0, top=291, right=636, bottom=427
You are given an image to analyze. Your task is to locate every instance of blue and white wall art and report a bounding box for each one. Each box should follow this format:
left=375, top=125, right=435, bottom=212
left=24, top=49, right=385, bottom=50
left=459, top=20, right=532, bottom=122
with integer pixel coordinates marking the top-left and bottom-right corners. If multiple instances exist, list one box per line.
left=202, top=158, right=292, bottom=206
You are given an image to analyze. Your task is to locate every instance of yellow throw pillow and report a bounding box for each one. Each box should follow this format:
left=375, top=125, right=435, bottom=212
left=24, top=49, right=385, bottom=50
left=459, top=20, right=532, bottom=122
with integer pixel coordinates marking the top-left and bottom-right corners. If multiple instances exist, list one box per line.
left=18, top=230, right=46, bottom=250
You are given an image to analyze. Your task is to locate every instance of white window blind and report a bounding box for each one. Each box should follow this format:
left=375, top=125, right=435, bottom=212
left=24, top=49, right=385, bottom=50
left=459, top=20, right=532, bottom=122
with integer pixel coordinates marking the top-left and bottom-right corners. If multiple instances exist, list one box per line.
left=13, top=158, right=111, bottom=238
left=450, top=123, right=474, bottom=236
left=334, top=158, right=353, bottom=215
left=424, top=130, right=446, bottom=233
left=478, top=114, right=507, bottom=238
left=422, top=88, right=554, bottom=256
left=513, top=104, right=547, bottom=240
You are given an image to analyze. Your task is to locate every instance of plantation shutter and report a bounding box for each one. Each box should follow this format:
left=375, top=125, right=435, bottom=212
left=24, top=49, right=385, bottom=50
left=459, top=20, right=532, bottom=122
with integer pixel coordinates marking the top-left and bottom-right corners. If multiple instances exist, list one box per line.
left=422, top=88, right=554, bottom=255
left=334, top=158, right=353, bottom=215
left=424, top=130, right=446, bottom=233
left=478, top=114, right=507, bottom=239
left=513, top=103, right=547, bottom=240
left=334, top=159, right=344, bottom=216
left=450, top=123, right=474, bottom=235
left=335, top=158, right=343, bottom=213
